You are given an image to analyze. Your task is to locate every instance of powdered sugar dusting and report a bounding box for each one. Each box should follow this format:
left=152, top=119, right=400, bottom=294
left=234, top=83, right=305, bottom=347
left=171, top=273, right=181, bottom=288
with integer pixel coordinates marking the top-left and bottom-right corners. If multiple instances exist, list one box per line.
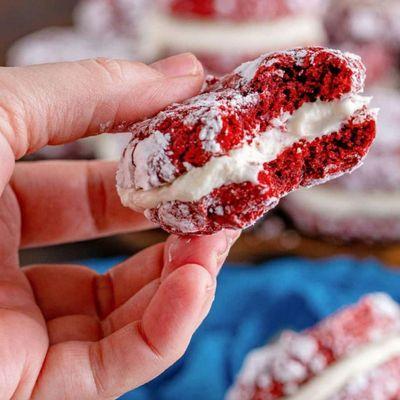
left=234, top=54, right=265, bottom=81
left=133, top=131, right=177, bottom=190
left=232, top=47, right=366, bottom=93
left=156, top=202, right=208, bottom=234
left=183, top=90, right=259, bottom=154
left=183, top=93, right=225, bottom=154
left=199, top=115, right=223, bottom=153
left=371, top=293, right=400, bottom=321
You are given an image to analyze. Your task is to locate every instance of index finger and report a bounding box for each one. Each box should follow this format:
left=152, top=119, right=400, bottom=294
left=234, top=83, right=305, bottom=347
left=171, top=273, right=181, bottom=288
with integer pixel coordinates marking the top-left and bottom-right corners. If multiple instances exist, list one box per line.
left=0, top=54, right=204, bottom=195
left=12, top=160, right=155, bottom=248
left=0, top=55, right=203, bottom=158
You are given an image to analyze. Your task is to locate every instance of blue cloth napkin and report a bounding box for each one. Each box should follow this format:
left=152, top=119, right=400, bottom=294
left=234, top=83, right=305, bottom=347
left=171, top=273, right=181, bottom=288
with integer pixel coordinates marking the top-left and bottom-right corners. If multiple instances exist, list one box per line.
left=83, top=256, right=400, bottom=400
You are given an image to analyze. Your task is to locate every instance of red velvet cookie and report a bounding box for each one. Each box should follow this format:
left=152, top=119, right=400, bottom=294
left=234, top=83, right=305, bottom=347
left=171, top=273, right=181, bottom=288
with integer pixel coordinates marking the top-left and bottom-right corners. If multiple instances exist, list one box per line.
left=227, top=294, right=400, bottom=400
left=6, top=27, right=135, bottom=66
left=331, top=357, right=400, bottom=400
left=7, top=1, right=155, bottom=66
left=282, top=191, right=400, bottom=243
left=74, top=0, right=150, bottom=37
left=117, top=47, right=376, bottom=235
left=162, top=0, right=324, bottom=21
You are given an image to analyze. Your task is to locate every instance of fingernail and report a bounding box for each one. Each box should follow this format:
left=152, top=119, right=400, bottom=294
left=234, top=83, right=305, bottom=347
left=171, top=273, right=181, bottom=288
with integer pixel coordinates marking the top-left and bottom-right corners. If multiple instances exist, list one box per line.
left=197, top=275, right=216, bottom=326
left=218, top=230, right=241, bottom=257
left=205, top=275, right=217, bottom=293
left=151, top=53, right=203, bottom=78
left=216, top=229, right=241, bottom=266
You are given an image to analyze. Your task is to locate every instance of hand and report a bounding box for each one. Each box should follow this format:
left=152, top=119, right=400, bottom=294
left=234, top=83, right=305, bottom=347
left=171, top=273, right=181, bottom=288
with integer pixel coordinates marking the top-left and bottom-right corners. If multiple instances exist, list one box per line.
left=0, top=54, right=240, bottom=399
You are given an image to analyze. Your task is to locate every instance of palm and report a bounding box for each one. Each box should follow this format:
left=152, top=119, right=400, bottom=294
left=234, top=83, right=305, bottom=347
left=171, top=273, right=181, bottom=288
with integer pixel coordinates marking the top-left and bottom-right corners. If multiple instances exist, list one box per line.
left=0, top=169, right=235, bottom=399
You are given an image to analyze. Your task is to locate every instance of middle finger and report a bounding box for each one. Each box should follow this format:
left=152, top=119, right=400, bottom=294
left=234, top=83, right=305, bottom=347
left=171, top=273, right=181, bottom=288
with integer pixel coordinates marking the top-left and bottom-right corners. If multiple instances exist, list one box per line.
left=13, top=159, right=155, bottom=249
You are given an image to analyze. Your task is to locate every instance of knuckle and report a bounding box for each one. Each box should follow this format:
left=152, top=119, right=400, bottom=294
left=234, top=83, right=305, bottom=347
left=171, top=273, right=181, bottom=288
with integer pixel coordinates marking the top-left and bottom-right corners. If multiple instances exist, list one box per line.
left=80, top=58, right=155, bottom=85
left=94, top=272, right=115, bottom=320
left=0, top=85, right=29, bottom=158
left=136, top=321, right=164, bottom=361
left=142, top=80, right=169, bottom=108
left=85, top=162, right=108, bottom=233
left=89, top=58, right=127, bottom=84
left=89, top=342, right=110, bottom=398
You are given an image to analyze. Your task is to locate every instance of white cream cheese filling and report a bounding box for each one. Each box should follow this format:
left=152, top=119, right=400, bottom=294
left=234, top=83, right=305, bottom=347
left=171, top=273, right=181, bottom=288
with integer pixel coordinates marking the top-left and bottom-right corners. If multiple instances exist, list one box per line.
left=284, top=335, right=400, bottom=400
left=288, top=186, right=400, bottom=218
left=152, top=13, right=326, bottom=54
left=118, top=95, right=371, bottom=211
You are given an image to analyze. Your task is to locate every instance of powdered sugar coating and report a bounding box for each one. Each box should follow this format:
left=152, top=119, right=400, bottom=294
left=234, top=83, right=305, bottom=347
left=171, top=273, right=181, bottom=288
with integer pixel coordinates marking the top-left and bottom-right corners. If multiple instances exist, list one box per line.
left=133, top=132, right=177, bottom=190
left=234, top=54, right=271, bottom=82
left=117, top=47, right=376, bottom=235
left=227, top=294, right=400, bottom=400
